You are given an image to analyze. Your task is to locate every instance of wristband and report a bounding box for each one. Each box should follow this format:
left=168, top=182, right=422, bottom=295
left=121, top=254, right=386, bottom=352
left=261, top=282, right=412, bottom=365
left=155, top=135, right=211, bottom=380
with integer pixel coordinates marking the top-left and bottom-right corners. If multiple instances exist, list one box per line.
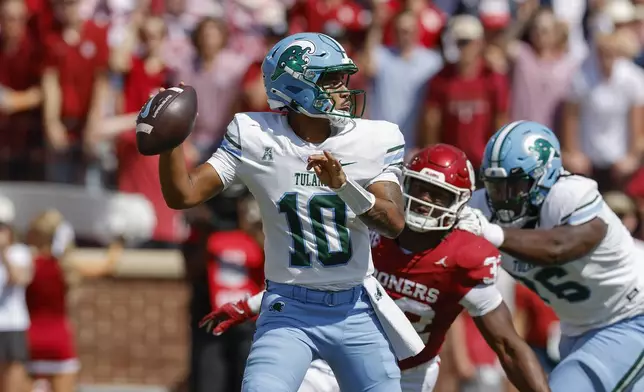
left=484, top=223, right=505, bottom=248
left=247, top=291, right=264, bottom=315
left=333, top=177, right=376, bottom=215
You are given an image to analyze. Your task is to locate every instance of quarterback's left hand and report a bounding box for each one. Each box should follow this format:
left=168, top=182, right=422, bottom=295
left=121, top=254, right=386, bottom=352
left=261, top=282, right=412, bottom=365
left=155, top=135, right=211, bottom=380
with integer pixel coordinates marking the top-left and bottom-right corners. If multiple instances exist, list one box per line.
left=455, top=205, right=489, bottom=236
left=307, top=151, right=347, bottom=189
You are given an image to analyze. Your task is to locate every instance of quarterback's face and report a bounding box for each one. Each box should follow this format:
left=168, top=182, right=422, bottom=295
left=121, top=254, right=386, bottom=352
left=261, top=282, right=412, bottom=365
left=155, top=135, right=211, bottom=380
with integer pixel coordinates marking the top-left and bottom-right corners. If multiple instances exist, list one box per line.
left=317, top=72, right=352, bottom=112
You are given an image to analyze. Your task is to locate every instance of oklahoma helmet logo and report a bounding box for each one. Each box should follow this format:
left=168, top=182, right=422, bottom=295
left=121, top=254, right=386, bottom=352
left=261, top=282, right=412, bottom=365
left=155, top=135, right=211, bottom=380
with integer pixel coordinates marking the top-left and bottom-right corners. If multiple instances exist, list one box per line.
left=271, top=40, right=316, bottom=81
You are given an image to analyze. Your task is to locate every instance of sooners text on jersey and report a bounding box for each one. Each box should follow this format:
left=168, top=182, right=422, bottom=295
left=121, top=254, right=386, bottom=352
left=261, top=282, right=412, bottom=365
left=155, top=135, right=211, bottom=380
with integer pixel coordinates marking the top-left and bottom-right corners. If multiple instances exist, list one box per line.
left=372, top=229, right=501, bottom=370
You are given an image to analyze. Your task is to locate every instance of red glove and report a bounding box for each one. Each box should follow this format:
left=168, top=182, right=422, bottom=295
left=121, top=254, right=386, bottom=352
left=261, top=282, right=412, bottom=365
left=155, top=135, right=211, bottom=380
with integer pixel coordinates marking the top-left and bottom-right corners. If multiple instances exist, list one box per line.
left=199, top=298, right=255, bottom=336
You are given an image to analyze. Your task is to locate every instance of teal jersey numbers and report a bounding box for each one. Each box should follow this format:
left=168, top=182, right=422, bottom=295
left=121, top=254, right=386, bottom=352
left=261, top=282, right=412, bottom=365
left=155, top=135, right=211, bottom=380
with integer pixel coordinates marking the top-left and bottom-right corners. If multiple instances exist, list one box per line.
left=278, top=192, right=353, bottom=268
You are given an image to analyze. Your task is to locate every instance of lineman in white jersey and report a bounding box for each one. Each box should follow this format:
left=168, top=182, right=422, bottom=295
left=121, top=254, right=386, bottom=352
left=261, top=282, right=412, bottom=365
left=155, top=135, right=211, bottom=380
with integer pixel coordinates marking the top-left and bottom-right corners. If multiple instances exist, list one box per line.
left=156, top=32, right=424, bottom=392
left=463, top=121, right=644, bottom=392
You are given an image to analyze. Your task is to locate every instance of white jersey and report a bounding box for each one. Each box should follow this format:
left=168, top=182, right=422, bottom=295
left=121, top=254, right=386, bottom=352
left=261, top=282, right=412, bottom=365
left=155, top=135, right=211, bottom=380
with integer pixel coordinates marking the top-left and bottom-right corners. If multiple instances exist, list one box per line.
left=207, top=112, right=405, bottom=290
left=470, top=174, right=644, bottom=336
left=0, top=243, right=32, bottom=331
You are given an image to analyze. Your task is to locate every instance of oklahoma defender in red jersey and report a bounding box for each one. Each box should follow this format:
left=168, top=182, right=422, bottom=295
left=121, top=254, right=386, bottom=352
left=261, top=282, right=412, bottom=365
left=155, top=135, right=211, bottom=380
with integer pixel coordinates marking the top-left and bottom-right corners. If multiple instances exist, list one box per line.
left=199, top=144, right=549, bottom=392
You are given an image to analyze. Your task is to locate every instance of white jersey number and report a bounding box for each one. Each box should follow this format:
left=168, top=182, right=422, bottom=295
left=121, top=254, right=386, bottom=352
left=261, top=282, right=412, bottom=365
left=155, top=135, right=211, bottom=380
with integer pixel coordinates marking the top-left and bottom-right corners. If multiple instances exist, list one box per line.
left=395, top=297, right=436, bottom=341
left=482, top=256, right=501, bottom=285
left=278, top=192, right=352, bottom=267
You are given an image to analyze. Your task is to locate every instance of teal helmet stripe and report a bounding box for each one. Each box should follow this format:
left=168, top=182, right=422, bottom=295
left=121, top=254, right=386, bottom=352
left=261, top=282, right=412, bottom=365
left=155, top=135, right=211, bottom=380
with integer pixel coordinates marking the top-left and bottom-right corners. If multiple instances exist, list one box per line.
left=490, top=120, right=525, bottom=168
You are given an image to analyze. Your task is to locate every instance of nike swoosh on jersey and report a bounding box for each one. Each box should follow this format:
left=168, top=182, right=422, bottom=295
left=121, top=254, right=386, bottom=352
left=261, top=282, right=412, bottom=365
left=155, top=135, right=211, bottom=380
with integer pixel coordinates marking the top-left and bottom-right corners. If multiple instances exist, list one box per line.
left=140, top=98, right=153, bottom=118
left=435, top=256, right=448, bottom=267
left=340, top=161, right=357, bottom=167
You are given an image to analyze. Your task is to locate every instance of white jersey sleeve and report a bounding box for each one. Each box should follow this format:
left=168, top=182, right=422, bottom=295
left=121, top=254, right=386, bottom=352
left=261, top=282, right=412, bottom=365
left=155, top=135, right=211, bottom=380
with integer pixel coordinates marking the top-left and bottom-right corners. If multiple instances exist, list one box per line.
left=206, top=115, right=243, bottom=189
left=539, top=174, right=603, bottom=228
left=364, top=122, right=405, bottom=188
left=460, top=284, right=504, bottom=317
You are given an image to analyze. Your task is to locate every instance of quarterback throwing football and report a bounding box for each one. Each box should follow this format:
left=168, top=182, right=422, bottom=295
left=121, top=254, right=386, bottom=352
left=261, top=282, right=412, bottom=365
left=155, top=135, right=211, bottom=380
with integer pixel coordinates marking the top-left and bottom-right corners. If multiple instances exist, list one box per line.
left=157, top=32, right=423, bottom=392
left=201, top=145, right=550, bottom=392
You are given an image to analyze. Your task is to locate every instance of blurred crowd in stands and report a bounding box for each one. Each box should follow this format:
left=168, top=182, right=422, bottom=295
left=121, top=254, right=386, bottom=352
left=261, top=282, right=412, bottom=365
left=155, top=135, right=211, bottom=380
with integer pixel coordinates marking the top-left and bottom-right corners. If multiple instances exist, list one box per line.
left=3, top=0, right=644, bottom=242
left=3, top=0, right=644, bottom=245
left=4, top=0, right=644, bottom=391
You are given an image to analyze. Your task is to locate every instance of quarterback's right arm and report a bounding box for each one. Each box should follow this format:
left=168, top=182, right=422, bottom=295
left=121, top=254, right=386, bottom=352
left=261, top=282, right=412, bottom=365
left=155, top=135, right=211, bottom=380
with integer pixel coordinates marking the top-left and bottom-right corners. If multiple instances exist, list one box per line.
left=159, top=117, right=241, bottom=209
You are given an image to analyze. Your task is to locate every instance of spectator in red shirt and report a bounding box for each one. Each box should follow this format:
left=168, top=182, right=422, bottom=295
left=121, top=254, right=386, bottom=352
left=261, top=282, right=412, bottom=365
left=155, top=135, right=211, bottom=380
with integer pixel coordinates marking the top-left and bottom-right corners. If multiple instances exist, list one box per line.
left=102, top=15, right=189, bottom=248
left=288, top=0, right=370, bottom=36
left=25, top=0, right=55, bottom=41
left=41, top=0, right=109, bottom=185
left=380, top=0, right=447, bottom=49
left=419, top=15, right=510, bottom=172
left=514, top=284, right=560, bottom=375
left=0, top=0, right=44, bottom=181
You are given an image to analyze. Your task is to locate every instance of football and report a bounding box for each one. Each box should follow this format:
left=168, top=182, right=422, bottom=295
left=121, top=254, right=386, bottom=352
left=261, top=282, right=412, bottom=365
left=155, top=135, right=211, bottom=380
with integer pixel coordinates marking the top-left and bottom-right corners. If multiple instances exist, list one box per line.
left=135, top=85, right=198, bottom=156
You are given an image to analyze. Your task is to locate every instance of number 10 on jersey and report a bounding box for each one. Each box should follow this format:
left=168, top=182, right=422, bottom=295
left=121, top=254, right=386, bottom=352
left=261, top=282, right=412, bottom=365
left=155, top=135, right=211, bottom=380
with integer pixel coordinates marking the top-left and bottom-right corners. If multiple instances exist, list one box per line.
left=278, top=192, right=353, bottom=267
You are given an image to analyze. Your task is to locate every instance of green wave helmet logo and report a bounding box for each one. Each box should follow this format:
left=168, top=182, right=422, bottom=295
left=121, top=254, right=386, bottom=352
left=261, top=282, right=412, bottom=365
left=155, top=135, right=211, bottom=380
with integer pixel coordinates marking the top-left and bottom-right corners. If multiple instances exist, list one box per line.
left=526, top=136, right=560, bottom=167
left=271, top=40, right=316, bottom=81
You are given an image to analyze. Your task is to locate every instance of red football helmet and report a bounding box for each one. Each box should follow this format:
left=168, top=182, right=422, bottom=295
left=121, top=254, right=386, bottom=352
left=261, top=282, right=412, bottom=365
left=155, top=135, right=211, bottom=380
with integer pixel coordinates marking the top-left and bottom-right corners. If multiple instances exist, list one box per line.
left=403, top=144, right=476, bottom=231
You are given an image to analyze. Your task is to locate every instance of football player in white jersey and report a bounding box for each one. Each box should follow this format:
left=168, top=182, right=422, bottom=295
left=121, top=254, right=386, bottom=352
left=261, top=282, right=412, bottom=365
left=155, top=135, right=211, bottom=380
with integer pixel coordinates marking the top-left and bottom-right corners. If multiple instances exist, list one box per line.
left=465, top=120, right=644, bottom=392
left=157, top=32, right=419, bottom=392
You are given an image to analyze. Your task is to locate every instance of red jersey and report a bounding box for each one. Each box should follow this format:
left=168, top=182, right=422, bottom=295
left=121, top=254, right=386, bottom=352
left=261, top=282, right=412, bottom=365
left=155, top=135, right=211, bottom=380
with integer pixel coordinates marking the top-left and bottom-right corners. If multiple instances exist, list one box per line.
left=240, top=61, right=270, bottom=112
left=381, top=1, right=446, bottom=49
left=288, top=0, right=370, bottom=35
left=43, top=20, right=109, bottom=122
left=116, top=56, right=183, bottom=243
left=26, top=255, right=76, bottom=361
left=0, top=32, right=44, bottom=153
left=207, top=230, right=265, bottom=309
left=371, top=229, right=501, bottom=370
left=426, top=63, right=509, bottom=169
